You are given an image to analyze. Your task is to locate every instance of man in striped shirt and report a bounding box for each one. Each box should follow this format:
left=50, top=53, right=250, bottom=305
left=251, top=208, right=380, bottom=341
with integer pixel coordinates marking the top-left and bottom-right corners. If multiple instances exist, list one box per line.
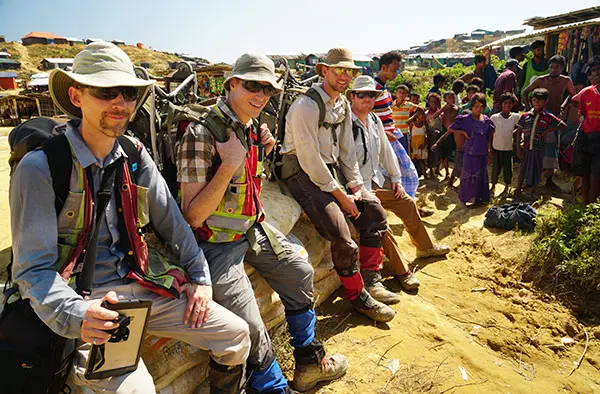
left=374, top=51, right=403, bottom=145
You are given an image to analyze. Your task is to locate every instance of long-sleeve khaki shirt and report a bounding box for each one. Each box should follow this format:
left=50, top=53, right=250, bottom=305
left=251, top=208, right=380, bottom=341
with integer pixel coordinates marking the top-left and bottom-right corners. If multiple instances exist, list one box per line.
left=282, top=84, right=363, bottom=192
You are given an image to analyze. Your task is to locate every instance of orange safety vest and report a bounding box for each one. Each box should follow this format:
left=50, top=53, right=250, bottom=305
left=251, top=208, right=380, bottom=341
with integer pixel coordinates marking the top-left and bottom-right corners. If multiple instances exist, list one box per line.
left=194, top=108, right=265, bottom=243
left=56, top=136, right=187, bottom=299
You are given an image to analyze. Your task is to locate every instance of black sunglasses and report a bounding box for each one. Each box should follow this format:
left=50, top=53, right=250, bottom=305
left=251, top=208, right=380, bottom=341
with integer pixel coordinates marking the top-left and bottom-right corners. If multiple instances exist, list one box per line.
left=355, top=91, right=378, bottom=99
left=241, top=80, right=279, bottom=96
left=77, top=85, right=140, bottom=102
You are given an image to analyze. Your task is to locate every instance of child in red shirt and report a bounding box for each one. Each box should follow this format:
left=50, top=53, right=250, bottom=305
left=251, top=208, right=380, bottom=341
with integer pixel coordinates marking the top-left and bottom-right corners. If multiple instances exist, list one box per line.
left=572, top=56, right=600, bottom=204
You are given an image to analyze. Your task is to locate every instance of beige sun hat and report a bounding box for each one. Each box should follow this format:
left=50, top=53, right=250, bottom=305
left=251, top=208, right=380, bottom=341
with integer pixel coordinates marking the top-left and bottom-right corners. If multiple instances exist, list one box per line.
left=49, top=41, right=154, bottom=119
left=315, top=48, right=361, bottom=77
left=223, top=53, right=282, bottom=93
left=348, top=76, right=381, bottom=93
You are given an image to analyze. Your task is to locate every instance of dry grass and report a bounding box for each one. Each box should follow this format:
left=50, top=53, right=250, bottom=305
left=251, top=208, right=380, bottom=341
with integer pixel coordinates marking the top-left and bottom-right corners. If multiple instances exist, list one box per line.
left=0, top=42, right=183, bottom=79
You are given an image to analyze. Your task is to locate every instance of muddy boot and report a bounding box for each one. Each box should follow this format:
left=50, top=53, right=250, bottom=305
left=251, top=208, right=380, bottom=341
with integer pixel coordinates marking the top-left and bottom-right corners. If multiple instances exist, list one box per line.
left=293, top=353, right=349, bottom=392
left=397, top=272, right=420, bottom=291
left=361, top=269, right=401, bottom=305
left=350, top=288, right=396, bottom=322
left=208, top=358, right=245, bottom=394
left=416, top=244, right=450, bottom=258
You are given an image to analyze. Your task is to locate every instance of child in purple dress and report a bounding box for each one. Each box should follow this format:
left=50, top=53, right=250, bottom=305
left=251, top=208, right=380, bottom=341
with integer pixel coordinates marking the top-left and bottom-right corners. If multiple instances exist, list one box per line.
left=448, top=93, right=495, bottom=206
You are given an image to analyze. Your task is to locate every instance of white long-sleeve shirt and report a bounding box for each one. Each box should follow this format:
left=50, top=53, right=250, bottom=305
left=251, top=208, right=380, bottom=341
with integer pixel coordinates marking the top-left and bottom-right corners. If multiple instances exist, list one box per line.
left=352, top=112, right=402, bottom=191
left=282, top=84, right=363, bottom=192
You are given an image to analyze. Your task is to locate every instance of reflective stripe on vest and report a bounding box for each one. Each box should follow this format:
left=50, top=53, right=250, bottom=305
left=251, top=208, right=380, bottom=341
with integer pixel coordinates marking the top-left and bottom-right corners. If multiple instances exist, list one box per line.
left=195, top=109, right=265, bottom=243
left=54, top=139, right=187, bottom=298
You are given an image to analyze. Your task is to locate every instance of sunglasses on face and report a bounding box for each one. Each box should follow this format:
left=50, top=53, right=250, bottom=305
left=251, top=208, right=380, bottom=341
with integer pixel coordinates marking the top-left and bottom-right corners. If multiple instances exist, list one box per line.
left=241, top=80, right=279, bottom=96
left=355, top=91, right=378, bottom=99
left=77, top=85, right=140, bottom=102
left=330, top=67, right=361, bottom=78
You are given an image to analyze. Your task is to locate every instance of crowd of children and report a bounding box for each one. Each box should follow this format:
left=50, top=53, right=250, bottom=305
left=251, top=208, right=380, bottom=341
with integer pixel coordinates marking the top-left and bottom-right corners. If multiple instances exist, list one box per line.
left=388, top=46, right=600, bottom=207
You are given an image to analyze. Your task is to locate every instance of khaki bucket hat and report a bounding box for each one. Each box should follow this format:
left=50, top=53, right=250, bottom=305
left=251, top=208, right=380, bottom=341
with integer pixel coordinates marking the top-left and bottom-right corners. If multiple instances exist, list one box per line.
left=348, top=76, right=381, bottom=93
left=315, top=48, right=361, bottom=77
left=49, top=41, right=154, bottom=119
left=223, top=53, right=282, bottom=93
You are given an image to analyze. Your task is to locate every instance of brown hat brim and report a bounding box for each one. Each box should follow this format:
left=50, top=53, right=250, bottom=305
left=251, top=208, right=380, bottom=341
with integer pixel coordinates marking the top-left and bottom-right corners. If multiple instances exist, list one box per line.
left=316, top=61, right=361, bottom=77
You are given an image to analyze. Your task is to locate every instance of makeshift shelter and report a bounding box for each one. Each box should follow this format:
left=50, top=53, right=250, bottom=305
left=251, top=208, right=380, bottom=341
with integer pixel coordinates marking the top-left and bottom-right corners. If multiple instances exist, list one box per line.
left=28, top=72, right=50, bottom=92
left=0, top=93, right=63, bottom=124
left=22, top=32, right=67, bottom=46
left=404, top=52, right=474, bottom=68
left=478, top=6, right=600, bottom=75
left=65, top=37, right=84, bottom=46
left=193, top=63, right=233, bottom=98
left=0, top=58, right=20, bottom=70
left=40, top=58, right=74, bottom=70
left=0, top=71, right=17, bottom=90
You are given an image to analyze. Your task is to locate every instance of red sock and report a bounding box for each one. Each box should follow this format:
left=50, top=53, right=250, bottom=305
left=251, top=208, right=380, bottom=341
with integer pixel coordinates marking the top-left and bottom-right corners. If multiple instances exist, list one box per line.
left=359, top=246, right=384, bottom=271
left=339, top=272, right=364, bottom=300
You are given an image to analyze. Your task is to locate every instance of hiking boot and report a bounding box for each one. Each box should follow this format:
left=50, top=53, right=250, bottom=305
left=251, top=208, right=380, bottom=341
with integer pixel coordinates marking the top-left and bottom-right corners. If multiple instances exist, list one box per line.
left=416, top=244, right=450, bottom=258
left=397, top=272, right=420, bottom=291
left=350, top=289, right=396, bottom=322
left=293, top=354, right=348, bottom=392
left=361, top=269, right=401, bottom=305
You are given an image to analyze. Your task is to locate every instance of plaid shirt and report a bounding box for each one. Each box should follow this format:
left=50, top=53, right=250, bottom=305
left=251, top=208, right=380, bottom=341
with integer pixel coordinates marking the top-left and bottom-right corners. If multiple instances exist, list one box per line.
left=517, top=110, right=563, bottom=151
left=389, top=129, right=419, bottom=198
left=177, top=99, right=251, bottom=183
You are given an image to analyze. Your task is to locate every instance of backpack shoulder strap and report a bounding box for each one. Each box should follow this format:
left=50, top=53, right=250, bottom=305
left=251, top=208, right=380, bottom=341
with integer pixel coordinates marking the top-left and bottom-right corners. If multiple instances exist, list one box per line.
left=41, top=133, right=73, bottom=216
left=117, top=135, right=143, bottom=184
left=201, top=107, right=250, bottom=151
left=305, top=87, right=327, bottom=129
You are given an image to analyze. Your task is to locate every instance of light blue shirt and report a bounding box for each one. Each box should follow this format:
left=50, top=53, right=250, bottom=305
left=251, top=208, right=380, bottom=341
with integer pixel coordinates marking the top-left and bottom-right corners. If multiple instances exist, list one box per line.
left=10, top=120, right=210, bottom=338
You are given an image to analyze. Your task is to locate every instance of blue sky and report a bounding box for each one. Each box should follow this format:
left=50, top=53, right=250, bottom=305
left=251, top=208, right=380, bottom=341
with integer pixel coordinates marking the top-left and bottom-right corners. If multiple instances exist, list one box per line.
left=1, top=0, right=598, bottom=63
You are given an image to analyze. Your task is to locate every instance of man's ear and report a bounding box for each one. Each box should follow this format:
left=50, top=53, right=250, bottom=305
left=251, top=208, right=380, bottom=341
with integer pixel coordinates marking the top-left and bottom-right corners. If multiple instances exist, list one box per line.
left=68, top=86, right=83, bottom=109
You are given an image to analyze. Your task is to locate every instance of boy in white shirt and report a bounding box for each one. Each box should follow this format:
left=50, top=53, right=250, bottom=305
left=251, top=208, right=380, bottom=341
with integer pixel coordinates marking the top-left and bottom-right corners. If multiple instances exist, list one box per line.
left=490, top=92, right=520, bottom=195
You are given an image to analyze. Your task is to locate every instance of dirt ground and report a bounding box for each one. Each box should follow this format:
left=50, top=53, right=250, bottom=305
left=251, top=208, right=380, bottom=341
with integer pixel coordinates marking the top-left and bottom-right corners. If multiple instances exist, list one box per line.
left=1, top=133, right=599, bottom=393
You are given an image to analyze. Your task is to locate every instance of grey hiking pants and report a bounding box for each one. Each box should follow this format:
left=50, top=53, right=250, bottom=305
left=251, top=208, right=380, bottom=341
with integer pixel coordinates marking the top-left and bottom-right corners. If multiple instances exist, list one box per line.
left=70, top=281, right=251, bottom=393
left=199, top=221, right=314, bottom=371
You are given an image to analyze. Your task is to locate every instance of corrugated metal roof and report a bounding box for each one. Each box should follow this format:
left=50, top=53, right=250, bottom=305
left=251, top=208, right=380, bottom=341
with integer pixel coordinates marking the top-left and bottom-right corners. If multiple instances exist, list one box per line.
left=0, top=72, right=17, bottom=78
left=22, top=32, right=65, bottom=40
left=0, top=58, right=20, bottom=65
left=42, top=58, right=74, bottom=63
left=477, top=17, right=600, bottom=50
left=404, top=52, right=474, bottom=60
left=353, top=55, right=374, bottom=62
left=525, top=6, right=600, bottom=29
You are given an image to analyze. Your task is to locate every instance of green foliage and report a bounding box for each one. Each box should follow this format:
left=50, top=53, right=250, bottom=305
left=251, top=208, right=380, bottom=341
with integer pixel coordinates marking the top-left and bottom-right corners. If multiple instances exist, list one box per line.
left=528, top=203, right=600, bottom=292
left=387, top=63, right=475, bottom=105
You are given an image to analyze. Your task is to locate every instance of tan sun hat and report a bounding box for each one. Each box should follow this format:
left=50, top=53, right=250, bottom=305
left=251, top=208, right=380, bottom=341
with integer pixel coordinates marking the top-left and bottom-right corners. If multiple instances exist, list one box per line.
left=348, top=76, right=381, bottom=93
left=49, top=41, right=154, bottom=119
left=223, top=53, right=282, bottom=93
left=315, top=48, right=361, bottom=77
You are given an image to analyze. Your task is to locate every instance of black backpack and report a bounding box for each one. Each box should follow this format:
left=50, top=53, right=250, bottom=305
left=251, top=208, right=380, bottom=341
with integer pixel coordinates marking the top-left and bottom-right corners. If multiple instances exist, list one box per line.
left=1, top=118, right=142, bottom=394
left=484, top=202, right=537, bottom=231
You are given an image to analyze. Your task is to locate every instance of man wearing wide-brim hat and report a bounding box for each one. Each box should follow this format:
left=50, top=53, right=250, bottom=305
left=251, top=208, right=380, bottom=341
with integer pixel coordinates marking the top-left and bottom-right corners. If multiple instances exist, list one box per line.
left=349, top=76, right=449, bottom=299
left=282, top=48, right=397, bottom=324
left=178, top=52, right=348, bottom=393
left=11, top=41, right=252, bottom=393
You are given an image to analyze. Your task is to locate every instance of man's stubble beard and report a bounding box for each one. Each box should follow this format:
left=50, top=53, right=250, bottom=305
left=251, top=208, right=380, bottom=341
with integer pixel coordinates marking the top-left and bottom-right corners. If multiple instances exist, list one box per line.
left=99, top=111, right=131, bottom=137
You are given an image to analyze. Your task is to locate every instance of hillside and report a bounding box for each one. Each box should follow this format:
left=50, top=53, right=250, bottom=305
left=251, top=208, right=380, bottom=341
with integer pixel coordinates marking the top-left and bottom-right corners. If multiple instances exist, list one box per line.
left=423, top=35, right=543, bottom=54
left=0, top=41, right=184, bottom=80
